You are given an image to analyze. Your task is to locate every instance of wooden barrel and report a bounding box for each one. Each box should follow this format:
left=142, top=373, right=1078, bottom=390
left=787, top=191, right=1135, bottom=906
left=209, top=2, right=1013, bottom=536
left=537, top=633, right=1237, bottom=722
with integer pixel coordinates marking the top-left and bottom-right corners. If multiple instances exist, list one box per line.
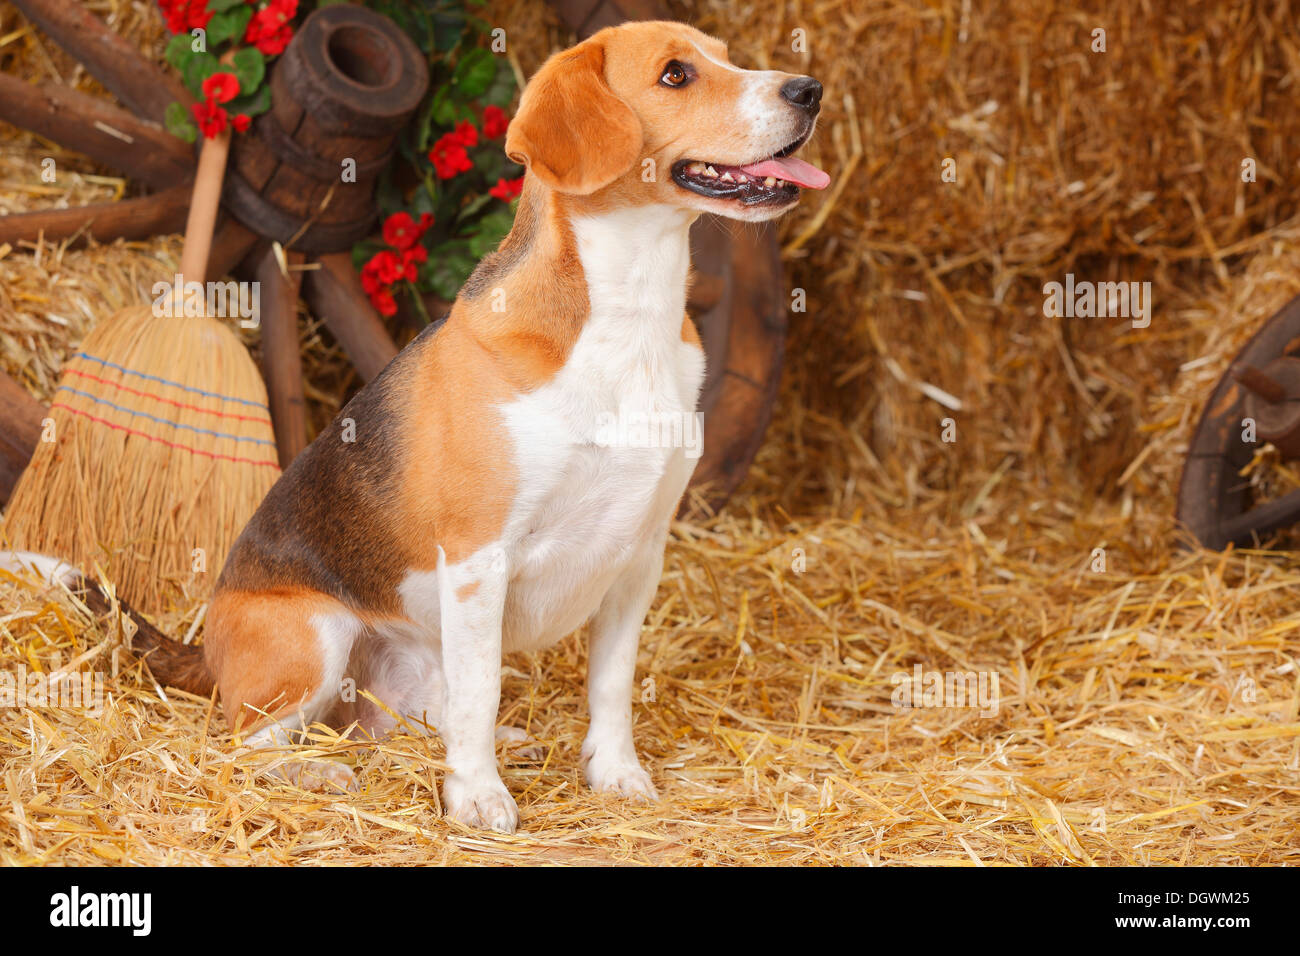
left=222, top=5, right=429, bottom=254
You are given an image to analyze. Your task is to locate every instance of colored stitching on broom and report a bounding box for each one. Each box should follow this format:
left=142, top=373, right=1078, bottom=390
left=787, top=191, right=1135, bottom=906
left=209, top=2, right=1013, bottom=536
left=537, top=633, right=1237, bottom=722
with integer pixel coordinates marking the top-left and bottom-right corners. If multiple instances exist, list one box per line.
left=73, top=351, right=270, bottom=410
left=51, top=403, right=281, bottom=469
left=57, top=386, right=277, bottom=447
left=63, top=368, right=275, bottom=425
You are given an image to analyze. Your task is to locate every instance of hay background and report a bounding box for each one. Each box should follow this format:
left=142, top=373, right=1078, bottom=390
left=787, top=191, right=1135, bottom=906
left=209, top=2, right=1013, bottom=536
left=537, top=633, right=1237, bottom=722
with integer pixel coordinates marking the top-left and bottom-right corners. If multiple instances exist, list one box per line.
left=2, top=0, right=1299, bottom=864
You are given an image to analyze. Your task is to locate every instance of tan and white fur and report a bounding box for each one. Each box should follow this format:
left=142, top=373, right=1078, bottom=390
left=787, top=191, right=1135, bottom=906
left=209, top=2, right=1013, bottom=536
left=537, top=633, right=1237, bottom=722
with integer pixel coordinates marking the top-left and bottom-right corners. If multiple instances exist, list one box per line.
left=4, top=21, right=827, bottom=833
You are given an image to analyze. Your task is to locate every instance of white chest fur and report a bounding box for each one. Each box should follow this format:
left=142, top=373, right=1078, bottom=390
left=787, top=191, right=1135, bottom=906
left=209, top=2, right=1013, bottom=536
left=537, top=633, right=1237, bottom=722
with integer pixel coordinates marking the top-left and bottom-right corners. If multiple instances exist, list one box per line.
left=400, top=205, right=706, bottom=653
left=497, top=206, right=705, bottom=651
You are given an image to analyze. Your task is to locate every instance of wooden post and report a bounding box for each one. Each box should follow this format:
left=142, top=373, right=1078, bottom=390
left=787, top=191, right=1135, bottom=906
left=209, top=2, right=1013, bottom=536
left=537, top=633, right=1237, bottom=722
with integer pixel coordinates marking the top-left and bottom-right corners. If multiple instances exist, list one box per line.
left=255, top=247, right=309, bottom=467
left=302, top=252, right=399, bottom=382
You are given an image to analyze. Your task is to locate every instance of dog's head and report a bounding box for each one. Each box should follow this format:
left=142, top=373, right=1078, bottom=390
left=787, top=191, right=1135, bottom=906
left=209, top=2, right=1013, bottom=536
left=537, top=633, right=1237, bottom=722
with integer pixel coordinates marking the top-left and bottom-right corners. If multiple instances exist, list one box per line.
left=505, top=21, right=829, bottom=222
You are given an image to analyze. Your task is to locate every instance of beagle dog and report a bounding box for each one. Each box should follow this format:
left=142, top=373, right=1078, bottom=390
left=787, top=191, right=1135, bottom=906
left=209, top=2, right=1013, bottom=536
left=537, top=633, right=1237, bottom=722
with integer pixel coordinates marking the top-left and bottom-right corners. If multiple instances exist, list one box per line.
left=9, top=20, right=828, bottom=833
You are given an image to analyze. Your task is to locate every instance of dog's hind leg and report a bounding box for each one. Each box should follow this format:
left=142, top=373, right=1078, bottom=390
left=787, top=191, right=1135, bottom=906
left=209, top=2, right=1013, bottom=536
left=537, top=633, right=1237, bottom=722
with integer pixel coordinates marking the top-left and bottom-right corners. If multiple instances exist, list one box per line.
left=207, top=589, right=361, bottom=792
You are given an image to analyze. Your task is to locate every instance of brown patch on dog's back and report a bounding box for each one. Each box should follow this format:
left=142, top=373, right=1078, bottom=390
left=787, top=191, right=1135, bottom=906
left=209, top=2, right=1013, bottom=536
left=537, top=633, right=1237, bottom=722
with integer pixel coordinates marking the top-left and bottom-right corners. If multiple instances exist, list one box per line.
left=216, top=329, right=439, bottom=614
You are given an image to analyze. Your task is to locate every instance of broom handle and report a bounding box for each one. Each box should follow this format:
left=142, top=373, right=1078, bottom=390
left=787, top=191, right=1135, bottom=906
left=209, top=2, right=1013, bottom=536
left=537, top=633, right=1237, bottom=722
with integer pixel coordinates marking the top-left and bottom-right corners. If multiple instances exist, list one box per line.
left=178, top=129, right=232, bottom=285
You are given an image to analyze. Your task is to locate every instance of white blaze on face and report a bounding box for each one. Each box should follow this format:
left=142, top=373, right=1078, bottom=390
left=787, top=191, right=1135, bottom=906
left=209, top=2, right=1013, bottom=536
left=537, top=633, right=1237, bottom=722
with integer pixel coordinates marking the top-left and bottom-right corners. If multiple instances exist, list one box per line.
left=690, top=40, right=788, bottom=145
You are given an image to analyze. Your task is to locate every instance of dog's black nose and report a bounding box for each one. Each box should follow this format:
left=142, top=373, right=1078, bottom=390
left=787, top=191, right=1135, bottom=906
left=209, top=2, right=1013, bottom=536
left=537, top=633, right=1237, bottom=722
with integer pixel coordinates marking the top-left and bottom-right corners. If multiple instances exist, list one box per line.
left=780, top=76, right=823, bottom=115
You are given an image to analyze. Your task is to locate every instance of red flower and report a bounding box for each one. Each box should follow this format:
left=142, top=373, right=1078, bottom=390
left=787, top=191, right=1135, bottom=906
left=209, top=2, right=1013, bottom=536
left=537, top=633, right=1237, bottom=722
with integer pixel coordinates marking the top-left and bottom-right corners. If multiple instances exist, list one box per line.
left=482, top=105, right=509, bottom=139
left=202, top=72, right=240, bottom=105
left=401, top=244, right=428, bottom=281
left=360, top=249, right=404, bottom=315
left=489, top=176, right=524, bottom=202
left=370, top=250, right=406, bottom=285
left=245, top=0, right=298, bottom=56
left=382, top=211, right=433, bottom=252
left=191, top=99, right=228, bottom=139
left=452, top=120, right=478, bottom=148
left=232, top=114, right=252, bottom=133
left=428, top=133, right=473, bottom=179
left=160, top=0, right=211, bottom=34
left=371, top=287, right=397, bottom=317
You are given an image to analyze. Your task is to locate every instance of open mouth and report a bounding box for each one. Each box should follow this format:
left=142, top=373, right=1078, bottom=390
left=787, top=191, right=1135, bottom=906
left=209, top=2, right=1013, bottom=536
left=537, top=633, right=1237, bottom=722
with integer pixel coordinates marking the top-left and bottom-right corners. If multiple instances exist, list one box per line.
left=671, top=131, right=831, bottom=205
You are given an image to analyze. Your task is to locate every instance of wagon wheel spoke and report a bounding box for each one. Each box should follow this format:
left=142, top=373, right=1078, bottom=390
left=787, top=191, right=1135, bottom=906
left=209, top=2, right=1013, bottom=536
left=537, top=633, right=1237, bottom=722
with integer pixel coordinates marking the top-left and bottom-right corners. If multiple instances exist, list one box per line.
left=303, top=253, right=400, bottom=383
left=10, top=0, right=193, bottom=126
left=0, top=75, right=195, bottom=190
left=0, top=183, right=192, bottom=247
left=1216, top=489, right=1300, bottom=546
left=255, top=247, right=310, bottom=469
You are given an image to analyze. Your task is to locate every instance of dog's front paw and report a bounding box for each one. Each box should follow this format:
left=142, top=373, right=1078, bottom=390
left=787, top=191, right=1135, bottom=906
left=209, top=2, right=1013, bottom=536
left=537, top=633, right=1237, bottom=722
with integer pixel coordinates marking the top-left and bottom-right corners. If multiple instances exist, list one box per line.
left=442, top=772, right=519, bottom=833
left=583, top=747, right=659, bottom=802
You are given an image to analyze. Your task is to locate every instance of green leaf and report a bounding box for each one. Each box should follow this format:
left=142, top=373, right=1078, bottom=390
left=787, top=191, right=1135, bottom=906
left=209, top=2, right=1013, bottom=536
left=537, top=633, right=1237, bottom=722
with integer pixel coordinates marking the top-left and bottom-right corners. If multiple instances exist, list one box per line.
left=457, top=192, right=494, bottom=223
left=427, top=240, right=477, bottom=300
left=481, top=58, right=516, bottom=108
left=206, top=5, right=251, bottom=48
left=411, top=187, right=437, bottom=220
left=228, top=84, right=272, bottom=119
left=453, top=48, right=495, bottom=99
left=183, top=52, right=220, bottom=99
left=231, top=47, right=266, bottom=95
left=165, top=33, right=194, bottom=70
left=374, top=175, right=404, bottom=218
left=206, top=0, right=245, bottom=12
left=164, top=101, right=197, bottom=143
left=467, top=209, right=513, bottom=257
left=432, top=11, right=468, bottom=53
left=432, top=92, right=460, bottom=128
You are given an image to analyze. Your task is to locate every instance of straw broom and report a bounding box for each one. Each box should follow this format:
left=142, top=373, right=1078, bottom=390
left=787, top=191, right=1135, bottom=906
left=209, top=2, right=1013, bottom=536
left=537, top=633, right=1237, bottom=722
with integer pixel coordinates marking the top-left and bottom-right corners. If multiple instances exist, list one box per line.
left=1, top=124, right=280, bottom=615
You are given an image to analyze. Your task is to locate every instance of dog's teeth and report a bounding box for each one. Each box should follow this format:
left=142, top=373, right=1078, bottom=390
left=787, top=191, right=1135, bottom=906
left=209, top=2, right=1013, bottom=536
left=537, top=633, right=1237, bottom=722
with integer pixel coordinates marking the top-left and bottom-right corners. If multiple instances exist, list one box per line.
left=720, top=171, right=735, bottom=182
left=735, top=173, right=748, bottom=183
left=705, top=165, right=719, bottom=178
left=764, top=176, right=776, bottom=187
left=776, top=179, right=785, bottom=187
left=687, top=162, right=706, bottom=175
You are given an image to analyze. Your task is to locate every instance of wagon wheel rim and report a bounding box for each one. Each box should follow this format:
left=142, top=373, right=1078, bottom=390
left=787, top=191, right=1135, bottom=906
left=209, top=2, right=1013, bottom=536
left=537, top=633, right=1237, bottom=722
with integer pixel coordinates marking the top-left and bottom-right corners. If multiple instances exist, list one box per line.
left=1176, top=293, right=1300, bottom=549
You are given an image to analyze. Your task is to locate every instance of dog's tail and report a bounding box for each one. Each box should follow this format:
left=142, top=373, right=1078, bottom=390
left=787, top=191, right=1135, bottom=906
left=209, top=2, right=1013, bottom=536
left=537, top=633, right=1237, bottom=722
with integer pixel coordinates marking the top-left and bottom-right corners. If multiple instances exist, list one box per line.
left=1, top=551, right=215, bottom=697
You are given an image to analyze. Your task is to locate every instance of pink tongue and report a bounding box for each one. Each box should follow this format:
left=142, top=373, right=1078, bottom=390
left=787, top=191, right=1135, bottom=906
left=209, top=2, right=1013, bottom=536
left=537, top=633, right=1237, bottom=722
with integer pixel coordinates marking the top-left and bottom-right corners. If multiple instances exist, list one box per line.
left=739, top=156, right=830, bottom=190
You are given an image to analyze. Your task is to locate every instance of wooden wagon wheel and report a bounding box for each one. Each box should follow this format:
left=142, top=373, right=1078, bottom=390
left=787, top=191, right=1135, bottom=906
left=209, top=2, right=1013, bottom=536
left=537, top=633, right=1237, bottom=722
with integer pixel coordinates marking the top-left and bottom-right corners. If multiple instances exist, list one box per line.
left=545, top=0, right=789, bottom=510
left=1176, top=293, right=1300, bottom=549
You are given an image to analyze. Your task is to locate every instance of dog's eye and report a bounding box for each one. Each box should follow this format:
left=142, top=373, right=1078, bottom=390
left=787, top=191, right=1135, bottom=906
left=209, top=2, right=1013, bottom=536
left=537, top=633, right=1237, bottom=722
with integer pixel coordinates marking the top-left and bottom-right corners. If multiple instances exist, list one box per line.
left=660, top=61, right=690, bottom=88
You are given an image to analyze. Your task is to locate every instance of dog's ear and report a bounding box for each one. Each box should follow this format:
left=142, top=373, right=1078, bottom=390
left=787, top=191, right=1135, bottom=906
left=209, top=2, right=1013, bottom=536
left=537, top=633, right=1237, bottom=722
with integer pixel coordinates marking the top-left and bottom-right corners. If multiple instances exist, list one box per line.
left=505, top=40, right=642, bottom=195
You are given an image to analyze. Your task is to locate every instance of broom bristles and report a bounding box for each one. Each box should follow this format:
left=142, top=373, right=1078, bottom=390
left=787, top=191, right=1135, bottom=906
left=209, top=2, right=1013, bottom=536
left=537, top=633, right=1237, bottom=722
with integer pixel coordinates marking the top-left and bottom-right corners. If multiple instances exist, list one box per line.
left=1, top=305, right=280, bottom=615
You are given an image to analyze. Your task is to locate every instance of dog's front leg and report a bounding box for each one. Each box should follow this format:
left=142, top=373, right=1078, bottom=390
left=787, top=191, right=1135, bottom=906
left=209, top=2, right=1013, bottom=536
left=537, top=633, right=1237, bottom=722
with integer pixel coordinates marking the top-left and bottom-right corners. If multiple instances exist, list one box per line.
left=436, top=544, right=518, bottom=833
left=581, top=542, right=664, bottom=802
